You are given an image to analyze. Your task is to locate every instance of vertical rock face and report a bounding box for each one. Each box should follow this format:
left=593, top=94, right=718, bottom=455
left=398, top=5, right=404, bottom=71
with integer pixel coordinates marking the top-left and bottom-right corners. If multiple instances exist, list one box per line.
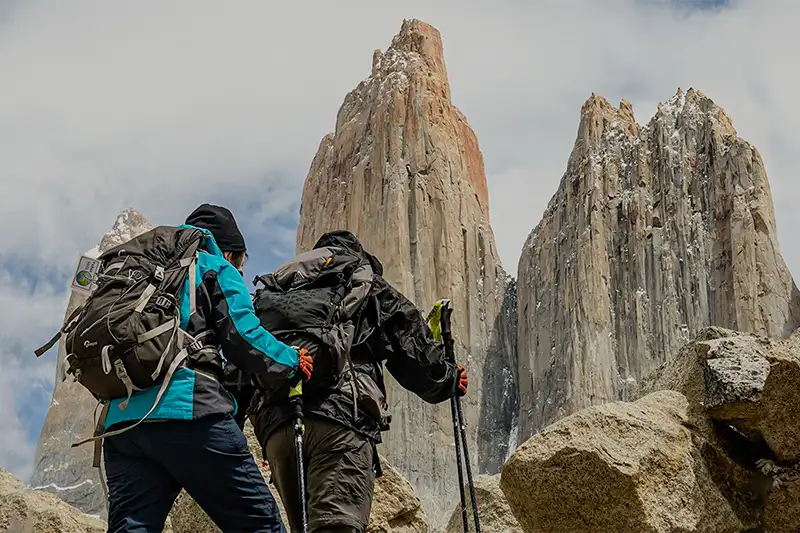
left=29, top=209, right=153, bottom=517
left=516, top=88, right=800, bottom=439
left=295, top=19, right=516, bottom=525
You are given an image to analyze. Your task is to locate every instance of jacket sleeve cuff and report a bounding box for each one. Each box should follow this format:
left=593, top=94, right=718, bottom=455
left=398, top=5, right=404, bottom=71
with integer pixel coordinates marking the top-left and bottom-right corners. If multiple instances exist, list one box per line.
left=280, top=345, right=300, bottom=374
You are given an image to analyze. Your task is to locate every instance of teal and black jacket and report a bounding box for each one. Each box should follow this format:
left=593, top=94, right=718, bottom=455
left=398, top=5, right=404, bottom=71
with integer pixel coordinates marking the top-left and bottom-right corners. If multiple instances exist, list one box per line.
left=104, top=225, right=299, bottom=430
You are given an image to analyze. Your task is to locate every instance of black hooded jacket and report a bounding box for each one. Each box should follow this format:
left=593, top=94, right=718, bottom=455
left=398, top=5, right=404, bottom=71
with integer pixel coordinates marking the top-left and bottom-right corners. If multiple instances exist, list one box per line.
left=248, top=230, right=460, bottom=445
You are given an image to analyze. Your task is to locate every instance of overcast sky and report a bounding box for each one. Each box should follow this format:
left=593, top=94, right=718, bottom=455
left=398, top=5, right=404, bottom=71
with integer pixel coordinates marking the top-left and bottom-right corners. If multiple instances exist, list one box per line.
left=1, top=0, right=797, bottom=481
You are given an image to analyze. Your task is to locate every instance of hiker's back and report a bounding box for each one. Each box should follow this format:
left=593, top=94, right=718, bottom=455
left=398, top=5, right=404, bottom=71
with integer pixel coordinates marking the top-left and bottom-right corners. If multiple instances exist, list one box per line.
left=249, top=230, right=459, bottom=442
left=249, top=230, right=467, bottom=533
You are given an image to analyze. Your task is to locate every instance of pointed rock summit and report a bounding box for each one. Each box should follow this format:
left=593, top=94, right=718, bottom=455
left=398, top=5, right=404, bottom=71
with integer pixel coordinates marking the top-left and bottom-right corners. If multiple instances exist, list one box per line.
left=516, top=88, right=800, bottom=438
left=296, top=19, right=517, bottom=525
left=29, top=208, right=153, bottom=517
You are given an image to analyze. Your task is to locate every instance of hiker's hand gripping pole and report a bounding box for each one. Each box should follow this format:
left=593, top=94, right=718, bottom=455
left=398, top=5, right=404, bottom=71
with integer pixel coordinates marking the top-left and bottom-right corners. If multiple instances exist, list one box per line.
left=434, top=300, right=481, bottom=533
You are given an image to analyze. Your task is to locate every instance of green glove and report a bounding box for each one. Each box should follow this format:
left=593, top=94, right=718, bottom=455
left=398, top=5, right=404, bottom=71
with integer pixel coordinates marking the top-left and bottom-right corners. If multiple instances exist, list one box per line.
left=426, top=299, right=451, bottom=342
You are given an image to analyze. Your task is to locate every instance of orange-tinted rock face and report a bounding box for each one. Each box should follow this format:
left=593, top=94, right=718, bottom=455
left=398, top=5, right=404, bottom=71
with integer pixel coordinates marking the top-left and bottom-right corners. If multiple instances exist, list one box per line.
left=456, top=109, right=490, bottom=220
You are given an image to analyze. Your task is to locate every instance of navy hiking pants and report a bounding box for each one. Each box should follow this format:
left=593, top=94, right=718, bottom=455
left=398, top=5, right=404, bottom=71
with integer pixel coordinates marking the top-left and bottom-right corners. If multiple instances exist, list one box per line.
left=103, top=413, right=286, bottom=533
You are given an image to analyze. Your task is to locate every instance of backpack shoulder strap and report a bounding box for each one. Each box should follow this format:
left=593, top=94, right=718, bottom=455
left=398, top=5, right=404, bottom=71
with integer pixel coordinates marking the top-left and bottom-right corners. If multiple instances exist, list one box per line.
left=339, top=259, right=375, bottom=321
left=175, top=228, right=204, bottom=316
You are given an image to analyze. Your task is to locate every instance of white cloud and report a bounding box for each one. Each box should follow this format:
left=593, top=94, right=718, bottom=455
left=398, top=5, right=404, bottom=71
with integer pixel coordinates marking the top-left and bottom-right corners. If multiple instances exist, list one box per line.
left=1, top=0, right=799, bottom=478
left=0, top=273, right=68, bottom=480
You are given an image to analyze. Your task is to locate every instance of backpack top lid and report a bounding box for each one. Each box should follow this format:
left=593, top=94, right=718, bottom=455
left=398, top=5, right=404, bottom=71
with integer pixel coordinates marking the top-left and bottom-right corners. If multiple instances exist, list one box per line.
left=97, top=225, right=205, bottom=267
left=313, top=230, right=383, bottom=277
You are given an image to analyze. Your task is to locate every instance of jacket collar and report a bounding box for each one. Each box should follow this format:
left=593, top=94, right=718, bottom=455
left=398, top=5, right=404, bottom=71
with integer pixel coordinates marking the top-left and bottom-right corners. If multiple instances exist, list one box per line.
left=179, top=224, right=224, bottom=257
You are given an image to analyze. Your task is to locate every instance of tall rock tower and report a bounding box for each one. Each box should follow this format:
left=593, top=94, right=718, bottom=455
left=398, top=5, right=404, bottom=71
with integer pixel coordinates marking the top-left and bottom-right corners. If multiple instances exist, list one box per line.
left=296, top=19, right=517, bottom=523
left=29, top=209, right=152, bottom=517
left=516, top=89, right=800, bottom=439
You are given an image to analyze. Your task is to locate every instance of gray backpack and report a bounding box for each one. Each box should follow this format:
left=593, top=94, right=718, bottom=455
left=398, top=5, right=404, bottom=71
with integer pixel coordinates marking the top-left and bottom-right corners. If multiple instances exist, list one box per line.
left=251, top=244, right=374, bottom=399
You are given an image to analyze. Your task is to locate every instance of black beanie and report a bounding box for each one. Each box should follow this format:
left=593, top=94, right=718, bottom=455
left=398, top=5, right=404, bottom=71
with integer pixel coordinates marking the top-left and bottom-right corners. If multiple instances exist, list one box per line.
left=185, top=203, right=247, bottom=253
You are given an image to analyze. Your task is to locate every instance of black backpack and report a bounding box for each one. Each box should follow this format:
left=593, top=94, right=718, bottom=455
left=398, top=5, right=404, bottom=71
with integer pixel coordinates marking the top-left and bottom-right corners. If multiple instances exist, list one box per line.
left=251, top=243, right=375, bottom=398
left=35, top=225, right=206, bottom=440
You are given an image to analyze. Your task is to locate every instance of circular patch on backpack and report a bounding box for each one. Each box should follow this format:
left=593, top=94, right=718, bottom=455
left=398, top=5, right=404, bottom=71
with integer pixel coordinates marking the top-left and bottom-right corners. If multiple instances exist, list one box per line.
left=75, top=270, right=92, bottom=287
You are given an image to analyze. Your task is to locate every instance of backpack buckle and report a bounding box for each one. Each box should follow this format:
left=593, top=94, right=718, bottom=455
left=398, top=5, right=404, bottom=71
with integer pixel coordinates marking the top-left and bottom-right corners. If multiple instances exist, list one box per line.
left=187, top=339, right=204, bottom=355
left=154, top=296, right=172, bottom=310
left=153, top=267, right=165, bottom=283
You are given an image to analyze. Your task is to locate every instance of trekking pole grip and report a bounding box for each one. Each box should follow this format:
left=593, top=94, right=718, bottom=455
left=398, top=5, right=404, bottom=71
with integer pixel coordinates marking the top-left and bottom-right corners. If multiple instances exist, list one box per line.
left=289, top=380, right=304, bottom=424
left=439, top=302, right=456, bottom=363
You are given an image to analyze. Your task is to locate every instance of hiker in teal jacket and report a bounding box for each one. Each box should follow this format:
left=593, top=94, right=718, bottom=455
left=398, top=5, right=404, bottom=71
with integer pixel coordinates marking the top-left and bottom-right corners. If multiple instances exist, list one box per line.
left=102, top=204, right=311, bottom=533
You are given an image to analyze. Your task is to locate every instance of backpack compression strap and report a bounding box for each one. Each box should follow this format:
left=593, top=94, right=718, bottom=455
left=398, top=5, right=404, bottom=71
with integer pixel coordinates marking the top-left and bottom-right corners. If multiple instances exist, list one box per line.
left=34, top=304, right=85, bottom=357
left=110, top=243, right=200, bottom=409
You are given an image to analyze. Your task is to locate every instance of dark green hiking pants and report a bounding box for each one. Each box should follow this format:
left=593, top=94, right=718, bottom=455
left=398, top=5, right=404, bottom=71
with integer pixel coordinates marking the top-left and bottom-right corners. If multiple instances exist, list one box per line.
left=265, top=415, right=375, bottom=533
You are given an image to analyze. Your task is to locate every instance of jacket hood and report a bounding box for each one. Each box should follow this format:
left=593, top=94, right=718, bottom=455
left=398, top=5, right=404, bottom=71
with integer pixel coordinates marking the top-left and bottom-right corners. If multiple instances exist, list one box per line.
left=313, top=230, right=383, bottom=276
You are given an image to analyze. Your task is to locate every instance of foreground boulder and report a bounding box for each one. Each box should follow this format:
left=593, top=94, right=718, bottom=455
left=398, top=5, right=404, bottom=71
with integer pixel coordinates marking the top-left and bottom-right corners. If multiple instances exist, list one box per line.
left=501, top=390, right=743, bottom=533
left=168, top=423, right=428, bottom=533
left=638, top=326, right=800, bottom=461
left=444, top=474, right=522, bottom=533
left=637, top=326, right=800, bottom=531
left=763, top=462, right=800, bottom=533
left=0, top=468, right=106, bottom=533
left=365, top=458, right=428, bottom=533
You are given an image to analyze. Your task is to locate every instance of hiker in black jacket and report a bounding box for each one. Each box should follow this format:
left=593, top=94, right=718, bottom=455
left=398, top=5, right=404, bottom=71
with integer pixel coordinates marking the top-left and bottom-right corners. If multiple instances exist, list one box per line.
left=248, top=231, right=468, bottom=533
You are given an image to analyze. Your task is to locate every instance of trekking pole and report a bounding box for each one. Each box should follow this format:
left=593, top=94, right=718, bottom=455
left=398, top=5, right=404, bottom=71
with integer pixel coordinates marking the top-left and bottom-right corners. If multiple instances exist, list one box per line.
left=288, top=380, right=309, bottom=533
left=450, top=387, right=469, bottom=533
left=440, top=301, right=481, bottom=533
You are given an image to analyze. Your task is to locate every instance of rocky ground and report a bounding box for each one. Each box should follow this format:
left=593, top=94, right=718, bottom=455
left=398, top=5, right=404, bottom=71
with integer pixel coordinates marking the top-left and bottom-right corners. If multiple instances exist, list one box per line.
left=499, top=327, right=800, bottom=533
left=0, top=469, right=108, bottom=533
left=5, top=325, right=797, bottom=531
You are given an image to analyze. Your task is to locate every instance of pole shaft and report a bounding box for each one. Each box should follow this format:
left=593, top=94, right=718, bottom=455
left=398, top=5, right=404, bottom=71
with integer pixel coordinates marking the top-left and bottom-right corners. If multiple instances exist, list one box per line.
left=441, top=302, right=481, bottom=533
left=455, top=395, right=481, bottom=532
left=451, top=396, right=469, bottom=532
left=292, top=398, right=309, bottom=533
